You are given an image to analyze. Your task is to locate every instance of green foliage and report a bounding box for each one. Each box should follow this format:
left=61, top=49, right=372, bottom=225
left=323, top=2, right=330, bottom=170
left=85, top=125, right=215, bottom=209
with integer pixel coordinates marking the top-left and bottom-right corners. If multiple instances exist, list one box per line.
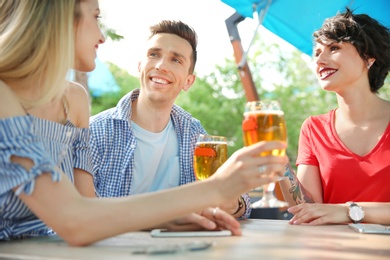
left=256, top=48, right=337, bottom=163
left=91, top=37, right=389, bottom=165
left=90, top=22, right=128, bottom=115
left=99, top=22, right=124, bottom=41
left=378, top=76, right=390, bottom=100
left=176, top=59, right=247, bottom=156
left=90, top=63, right=139, bottom=115
left=177, top=37, right=336, bottom=162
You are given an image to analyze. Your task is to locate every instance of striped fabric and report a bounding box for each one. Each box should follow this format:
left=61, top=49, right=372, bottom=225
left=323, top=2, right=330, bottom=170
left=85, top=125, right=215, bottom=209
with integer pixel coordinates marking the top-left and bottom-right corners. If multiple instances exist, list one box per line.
left=0, top=115, right=93, bottom=240
left=90, top=89, right=252, bottom=219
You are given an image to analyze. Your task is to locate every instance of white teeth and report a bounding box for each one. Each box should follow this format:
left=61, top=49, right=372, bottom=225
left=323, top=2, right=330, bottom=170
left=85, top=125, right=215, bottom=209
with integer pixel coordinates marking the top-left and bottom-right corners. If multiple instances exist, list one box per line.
left=320, top=69, right=336, bottom=78
left=151, top=77, right=169, bottom=84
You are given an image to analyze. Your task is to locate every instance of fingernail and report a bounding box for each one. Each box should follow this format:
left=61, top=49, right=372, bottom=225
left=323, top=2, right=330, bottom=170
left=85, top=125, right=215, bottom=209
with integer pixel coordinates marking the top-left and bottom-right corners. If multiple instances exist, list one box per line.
left=208, top=222, right=216, bottom=229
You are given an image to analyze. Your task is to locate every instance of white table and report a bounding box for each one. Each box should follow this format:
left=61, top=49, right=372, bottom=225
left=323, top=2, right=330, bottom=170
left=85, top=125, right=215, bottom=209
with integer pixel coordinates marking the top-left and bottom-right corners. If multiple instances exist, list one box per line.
left=0, top=219, right=389, bottom=259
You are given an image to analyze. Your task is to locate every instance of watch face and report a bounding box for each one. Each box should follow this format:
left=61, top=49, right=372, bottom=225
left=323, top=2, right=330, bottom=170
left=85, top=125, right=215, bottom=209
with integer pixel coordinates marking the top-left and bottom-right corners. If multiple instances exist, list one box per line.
left=350, top=206, right=364, bottom=221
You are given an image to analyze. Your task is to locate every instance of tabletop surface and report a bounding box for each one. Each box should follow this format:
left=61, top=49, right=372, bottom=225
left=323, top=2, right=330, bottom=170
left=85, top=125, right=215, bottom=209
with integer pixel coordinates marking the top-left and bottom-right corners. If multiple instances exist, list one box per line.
left=0, top=219, right=389, bottom=259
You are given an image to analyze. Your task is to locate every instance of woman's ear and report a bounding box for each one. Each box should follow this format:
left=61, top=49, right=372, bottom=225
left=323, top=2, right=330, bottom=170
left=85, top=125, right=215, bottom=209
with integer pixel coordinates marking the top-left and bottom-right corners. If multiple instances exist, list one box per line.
left=367, top=58, right=376, bottom=69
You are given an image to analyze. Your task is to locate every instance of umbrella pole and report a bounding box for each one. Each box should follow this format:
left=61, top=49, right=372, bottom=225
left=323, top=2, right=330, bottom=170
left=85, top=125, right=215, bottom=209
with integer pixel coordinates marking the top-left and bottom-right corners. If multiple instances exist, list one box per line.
left=225, top=12, right=259, bottom=102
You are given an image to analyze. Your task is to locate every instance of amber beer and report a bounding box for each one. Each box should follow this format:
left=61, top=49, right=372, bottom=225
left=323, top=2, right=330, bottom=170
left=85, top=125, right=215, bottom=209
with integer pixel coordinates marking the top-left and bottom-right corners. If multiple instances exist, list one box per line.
left=193, top=137, right=227, bottom=180
left=242, top=101, right=288, bottom=209
left=242, top=109, right=287, bottom=156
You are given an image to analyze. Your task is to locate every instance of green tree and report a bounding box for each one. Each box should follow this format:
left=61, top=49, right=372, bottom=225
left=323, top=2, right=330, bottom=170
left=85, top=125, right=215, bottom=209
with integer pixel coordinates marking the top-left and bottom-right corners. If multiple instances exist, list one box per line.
left=90, top=63, right=139, bottom=115
left=177, top=37, right=337, bottom=162
left=185, top=38, right=389, bottom=163
left=176, top=59, right=247, bottom=156
left=92, top=36, right=389, bottom=165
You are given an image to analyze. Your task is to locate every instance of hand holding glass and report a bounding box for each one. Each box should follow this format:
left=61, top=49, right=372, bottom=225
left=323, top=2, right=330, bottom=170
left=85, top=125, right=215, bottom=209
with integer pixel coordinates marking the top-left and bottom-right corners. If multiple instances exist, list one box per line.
left=193, top=134, right=227, bottom=180
left=242, top=100, right=288, bottom=208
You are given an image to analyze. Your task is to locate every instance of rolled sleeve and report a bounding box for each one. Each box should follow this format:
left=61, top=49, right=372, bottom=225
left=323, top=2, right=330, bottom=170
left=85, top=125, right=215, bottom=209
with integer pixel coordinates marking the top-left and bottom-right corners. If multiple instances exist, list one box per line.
left=0, top=116, right=61, bottom=196
left=72, top=128, right=94, bottom=176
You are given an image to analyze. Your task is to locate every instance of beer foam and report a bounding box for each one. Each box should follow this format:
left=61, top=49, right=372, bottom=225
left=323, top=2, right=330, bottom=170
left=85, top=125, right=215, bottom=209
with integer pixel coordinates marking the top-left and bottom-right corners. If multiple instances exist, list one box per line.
left=244, top=110, right=284, bottom=116
left=196, top=141, right=227, bottom=144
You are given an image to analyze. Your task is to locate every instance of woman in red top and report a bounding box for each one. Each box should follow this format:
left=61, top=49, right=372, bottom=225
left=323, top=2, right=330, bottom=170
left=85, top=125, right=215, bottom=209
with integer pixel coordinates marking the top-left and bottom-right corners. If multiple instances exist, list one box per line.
left=284, top=8, right=390, bottom=225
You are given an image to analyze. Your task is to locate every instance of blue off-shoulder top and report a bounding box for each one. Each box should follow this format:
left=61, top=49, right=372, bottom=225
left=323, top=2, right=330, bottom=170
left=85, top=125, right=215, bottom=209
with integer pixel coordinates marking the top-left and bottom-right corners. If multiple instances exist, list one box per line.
left=0, top=115, right=93, bottom=240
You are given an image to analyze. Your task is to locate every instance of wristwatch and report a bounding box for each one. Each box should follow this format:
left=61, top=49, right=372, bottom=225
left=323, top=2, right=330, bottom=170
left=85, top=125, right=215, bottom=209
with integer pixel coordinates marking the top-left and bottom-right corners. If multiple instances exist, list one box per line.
left=347, top=202, right=365, bottom=223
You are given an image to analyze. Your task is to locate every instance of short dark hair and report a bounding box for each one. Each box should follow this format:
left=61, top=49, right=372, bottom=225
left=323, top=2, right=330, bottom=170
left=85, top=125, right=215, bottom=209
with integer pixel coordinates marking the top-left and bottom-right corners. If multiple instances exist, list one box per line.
left=149, top=20, right=198, bottom=74
left=313, top=8, right=390, bottom=93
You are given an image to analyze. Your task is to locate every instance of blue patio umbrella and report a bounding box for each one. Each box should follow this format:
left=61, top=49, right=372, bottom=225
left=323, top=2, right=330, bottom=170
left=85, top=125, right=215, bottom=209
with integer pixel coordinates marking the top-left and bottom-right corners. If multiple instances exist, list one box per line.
left=220, top=0, right=390, bottom=100
left=88, top=58, right=120, bottom=97
left=222, top=0, right=390, bottom=56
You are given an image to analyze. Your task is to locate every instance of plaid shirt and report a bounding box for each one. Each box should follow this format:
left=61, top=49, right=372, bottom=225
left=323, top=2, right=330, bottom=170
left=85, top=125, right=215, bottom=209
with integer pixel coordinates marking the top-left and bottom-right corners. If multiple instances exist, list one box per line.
left=90, top=89, right=251, bottom=219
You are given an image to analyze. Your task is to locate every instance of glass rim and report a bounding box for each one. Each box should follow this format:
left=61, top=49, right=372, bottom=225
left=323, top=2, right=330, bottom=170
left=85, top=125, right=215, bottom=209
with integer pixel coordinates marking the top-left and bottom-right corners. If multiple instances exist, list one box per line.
left=245, top=100, right=281, bottom=105
left=197, top=134, right=227, bottom=143
left=245, top=100, right=282, bottom=112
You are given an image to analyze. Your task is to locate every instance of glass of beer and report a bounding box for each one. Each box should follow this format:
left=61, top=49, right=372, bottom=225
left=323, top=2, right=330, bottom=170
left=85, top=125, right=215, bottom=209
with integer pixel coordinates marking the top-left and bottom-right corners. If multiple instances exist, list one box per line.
left=242, top=100, right=288, bottom=208
left=193, top=134, right=228, bottom=180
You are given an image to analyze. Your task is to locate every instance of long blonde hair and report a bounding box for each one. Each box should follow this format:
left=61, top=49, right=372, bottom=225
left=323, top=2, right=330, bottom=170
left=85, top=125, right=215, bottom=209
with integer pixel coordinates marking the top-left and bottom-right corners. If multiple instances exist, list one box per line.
left=0, top=0, right=81, bottom=107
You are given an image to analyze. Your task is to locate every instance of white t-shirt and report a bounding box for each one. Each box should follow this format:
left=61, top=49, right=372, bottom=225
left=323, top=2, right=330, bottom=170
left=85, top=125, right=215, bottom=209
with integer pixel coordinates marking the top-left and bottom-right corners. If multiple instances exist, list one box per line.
left=130, top=118, right=180, bottom=194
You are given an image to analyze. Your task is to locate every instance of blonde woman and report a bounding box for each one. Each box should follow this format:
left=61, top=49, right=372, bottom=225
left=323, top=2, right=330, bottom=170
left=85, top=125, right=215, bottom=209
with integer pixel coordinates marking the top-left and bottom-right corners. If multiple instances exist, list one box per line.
left=0, top=0, right=100, bottom=198
left=0, top=0, right=288, bottom=246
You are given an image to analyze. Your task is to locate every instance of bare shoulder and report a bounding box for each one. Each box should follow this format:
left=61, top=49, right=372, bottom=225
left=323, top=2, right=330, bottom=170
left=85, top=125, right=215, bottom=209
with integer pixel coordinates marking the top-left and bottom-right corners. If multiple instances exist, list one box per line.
left=0, top=81, right=25, bottom=118
left=64, top=81, right=90, bottom=128
left=67, top=81, right=89, bottom=99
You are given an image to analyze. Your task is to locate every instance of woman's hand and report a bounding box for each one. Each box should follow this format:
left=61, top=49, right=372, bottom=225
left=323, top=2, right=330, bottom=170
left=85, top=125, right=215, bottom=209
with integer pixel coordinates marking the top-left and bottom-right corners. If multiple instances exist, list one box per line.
left=152, top=207, right=241, bottom=235
left=288, top=203, right=350, bottom=225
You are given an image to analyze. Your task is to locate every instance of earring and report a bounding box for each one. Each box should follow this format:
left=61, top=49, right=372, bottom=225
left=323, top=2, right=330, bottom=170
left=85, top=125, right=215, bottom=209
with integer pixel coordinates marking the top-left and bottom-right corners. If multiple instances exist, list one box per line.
left=367, top=62, right=372, bottom=69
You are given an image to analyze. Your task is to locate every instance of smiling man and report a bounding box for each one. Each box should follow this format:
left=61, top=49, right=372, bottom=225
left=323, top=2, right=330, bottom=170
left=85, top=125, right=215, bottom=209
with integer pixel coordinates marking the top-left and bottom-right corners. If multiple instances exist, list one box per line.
left=89, top=20, right=251, bottom=228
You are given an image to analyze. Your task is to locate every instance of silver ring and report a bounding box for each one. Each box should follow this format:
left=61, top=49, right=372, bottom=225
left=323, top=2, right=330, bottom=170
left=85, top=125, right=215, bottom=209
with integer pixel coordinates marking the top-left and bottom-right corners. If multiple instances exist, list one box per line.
left=212, top=207, right=219, bottom=217
left=258, top=165, right=267, bottom=174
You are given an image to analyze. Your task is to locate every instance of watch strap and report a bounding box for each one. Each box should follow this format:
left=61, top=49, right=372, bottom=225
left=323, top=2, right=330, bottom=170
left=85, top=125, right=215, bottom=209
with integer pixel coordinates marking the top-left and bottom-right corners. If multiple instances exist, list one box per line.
left=232, top=196, right=244, bottom=215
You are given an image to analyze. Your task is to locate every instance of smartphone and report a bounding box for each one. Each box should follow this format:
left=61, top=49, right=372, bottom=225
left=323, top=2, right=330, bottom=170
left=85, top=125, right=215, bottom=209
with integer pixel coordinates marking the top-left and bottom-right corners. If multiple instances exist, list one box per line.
left=348, top=223, right=390, bottom=234
left=133, top=241, right=213, bottom=255
left=150, top=229, right=232, bottom=238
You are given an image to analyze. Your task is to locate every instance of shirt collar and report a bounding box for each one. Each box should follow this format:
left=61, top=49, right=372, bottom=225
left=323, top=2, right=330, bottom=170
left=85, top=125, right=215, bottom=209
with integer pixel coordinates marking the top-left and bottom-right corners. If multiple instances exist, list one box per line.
left=112, top=88, right=193, bottom=121
left=111, top=89, right=140, bottom=121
